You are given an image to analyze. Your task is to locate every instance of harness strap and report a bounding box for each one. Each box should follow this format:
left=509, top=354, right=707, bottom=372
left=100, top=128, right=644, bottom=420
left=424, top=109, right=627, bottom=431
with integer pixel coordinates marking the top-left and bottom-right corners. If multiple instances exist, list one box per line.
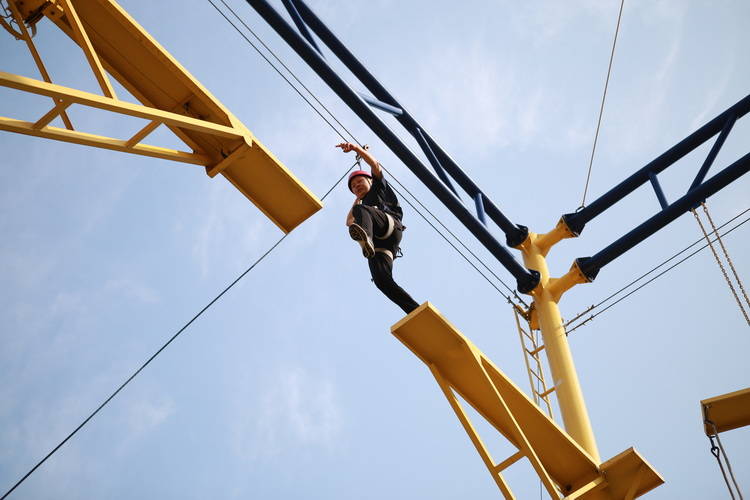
left=376, top=213, right=396, bottom=239
left=375, top=248, right=393, bottom=260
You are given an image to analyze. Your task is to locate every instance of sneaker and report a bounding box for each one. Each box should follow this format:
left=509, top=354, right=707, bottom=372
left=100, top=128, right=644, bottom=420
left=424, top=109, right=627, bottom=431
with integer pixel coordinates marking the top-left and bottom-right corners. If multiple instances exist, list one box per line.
left=349, top=223, right=375, bottom=258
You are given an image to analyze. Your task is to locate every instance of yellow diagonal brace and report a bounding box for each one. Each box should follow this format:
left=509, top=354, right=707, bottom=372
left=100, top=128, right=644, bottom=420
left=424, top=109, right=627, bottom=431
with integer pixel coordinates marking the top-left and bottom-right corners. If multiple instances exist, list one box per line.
left=7, top=0, right=74, bottom=130
left=126, top=120, right=161, bottom=148
left=429, top=364, right=517, bottom=500
left=0, top=116, right=208, bottom=165
left=32, top=101, right=71, bottom=130
left=493, top=450, right=524, bottom=474
left=0, top=72, right=242, bottom=139
left=624, top=465, right=645, bottom=500
left=477, top=355, right=561, bottom=499
left=57, top=0, right=117, bottom=98
left=563, top=477, right=606, bottom=500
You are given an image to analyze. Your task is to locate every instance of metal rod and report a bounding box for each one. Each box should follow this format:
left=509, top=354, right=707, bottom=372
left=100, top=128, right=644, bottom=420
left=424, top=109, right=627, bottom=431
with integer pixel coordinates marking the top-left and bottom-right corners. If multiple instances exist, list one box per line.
left=246, top=0, right=538, bottom=292
left=689, top=113, right=737, bottom=193
left=578, top=151, right=750, bottom=280
left=474, top=192, right=487, bottom=225
left=358, top=92, right=403, bottom=116
left=648, top=171, right=668, bottom=210
left=414, top=126, right=460, bottom=197
left=281, top=0, right=323, bottom=56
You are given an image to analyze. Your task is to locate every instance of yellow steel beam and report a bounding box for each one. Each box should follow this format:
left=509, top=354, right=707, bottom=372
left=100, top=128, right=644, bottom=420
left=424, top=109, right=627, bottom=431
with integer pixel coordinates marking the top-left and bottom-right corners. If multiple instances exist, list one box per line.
left=518, top=233, right=601, bottom=462
left=7, top=0, right=74, bottom=130
left=32, top=101, right=71, bottom=130
left=430, top=364, right=519, bottom=499
left=0, top=72, right=242, bottom=139
left=564, top=477, right=606, bottom=500
left=392, top=303, right=601, bottom=494
left=598, top=448, right=663, bottom=500
left=701, top=387, right=750, bottom=434
left=0, top=116, right=209, bottom=165
left=493, top=451, right=524, bottom=474
left=478, top=355, right=561, bottom=499
left=57, top=0, right=117, bottom=98
left=6, top=0, right=323, bottom=232
left=393, top=303, right=663, bottom=499
left=533, top=217, right=578, bottom=257
left=126, top=119, right=161, bottom=148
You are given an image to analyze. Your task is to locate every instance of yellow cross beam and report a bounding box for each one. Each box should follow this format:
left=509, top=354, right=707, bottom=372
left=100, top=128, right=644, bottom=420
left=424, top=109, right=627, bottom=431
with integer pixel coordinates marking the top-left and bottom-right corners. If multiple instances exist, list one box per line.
left=2, top=0, right=323, bottom=232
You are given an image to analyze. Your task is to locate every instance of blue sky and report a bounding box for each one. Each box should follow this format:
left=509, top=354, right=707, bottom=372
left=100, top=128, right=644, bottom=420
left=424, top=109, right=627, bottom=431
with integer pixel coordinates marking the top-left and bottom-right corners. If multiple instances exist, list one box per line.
left=1, top=0, right=749, bottom=498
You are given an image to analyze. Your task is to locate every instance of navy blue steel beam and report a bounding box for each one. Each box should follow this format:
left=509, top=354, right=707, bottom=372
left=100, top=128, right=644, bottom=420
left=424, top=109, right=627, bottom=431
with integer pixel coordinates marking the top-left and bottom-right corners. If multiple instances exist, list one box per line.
left=359, top=93, right=403, bottom=116
left=474, top=193, right=488, bottom=225
left=414, top=127, right=461, bottom=197
left=290, top=0, right=528, bottom=246
left=564, top=94, right=750, bottom=235
left=688, top=113, right=736, bottom=193
left=577, top=151, right=750, bottom=280
left=281, top=0, right=323, bottom=56
left=648, top=172, right=668, bottom=210
left=245, top=0, right=540, bottom=293
left=421, top=132, right=527, bottom=246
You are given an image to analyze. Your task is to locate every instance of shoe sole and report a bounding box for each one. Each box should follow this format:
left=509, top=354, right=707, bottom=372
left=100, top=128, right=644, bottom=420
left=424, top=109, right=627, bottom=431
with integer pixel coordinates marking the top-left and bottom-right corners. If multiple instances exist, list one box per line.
left=349, top=224, right=375, bottom=258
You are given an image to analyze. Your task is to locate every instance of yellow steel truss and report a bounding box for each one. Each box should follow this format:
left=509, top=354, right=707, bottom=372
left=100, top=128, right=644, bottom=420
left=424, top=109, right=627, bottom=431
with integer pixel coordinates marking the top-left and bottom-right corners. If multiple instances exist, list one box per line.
left=392, top=303, right=664, bottom=499
left=1, top=0, right=322, bottom=232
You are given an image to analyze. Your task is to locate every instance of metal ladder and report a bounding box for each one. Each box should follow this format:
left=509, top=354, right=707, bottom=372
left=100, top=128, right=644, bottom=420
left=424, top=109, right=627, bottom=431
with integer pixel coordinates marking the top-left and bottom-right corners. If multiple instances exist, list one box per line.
left=513, top=305, right=555, bottom=419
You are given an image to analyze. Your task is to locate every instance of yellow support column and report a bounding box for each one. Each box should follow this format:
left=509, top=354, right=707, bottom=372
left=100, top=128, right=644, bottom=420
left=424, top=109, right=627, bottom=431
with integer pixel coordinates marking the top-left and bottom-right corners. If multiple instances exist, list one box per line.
left=519, top=231, right=601, bottom=463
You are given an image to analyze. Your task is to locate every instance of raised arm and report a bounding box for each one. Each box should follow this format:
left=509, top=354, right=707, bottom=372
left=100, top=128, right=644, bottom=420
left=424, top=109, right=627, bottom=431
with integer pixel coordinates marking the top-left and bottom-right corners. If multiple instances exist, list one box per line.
left=336, top=142, right=382, bottom=179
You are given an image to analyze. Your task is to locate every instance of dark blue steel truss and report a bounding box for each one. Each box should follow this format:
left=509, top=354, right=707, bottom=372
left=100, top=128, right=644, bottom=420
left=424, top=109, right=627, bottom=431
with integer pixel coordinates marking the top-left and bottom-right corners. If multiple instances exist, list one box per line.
left=246, top=0, right=749, bottom=293
left=566, top=95, right=750, bottom=281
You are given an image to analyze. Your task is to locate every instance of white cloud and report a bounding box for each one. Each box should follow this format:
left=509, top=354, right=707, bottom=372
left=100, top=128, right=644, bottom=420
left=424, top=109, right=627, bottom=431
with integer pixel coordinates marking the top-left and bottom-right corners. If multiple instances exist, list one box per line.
left=191, top=180, right=268, bottom=277
left=404, top=42, right=515, bottom=153
left=105, top=278, right=160, bottom=304
left=688, top=68, right=733, bottom=131
left=237, top=365, right=342, bottom=459
left=122, top=397, right=175, bottom=438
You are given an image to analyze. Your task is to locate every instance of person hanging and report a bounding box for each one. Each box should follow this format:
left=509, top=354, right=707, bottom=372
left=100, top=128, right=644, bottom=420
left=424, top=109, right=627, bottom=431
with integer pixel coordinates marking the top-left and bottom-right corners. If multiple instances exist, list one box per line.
left=337, top=142, right=419, bottom=314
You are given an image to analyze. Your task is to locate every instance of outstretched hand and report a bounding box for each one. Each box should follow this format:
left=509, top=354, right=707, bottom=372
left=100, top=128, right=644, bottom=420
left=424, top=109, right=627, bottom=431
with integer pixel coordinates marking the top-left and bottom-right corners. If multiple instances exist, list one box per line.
left=336, top=142, right=370, bottom=153
left=336, top=142, right=357, bottom=154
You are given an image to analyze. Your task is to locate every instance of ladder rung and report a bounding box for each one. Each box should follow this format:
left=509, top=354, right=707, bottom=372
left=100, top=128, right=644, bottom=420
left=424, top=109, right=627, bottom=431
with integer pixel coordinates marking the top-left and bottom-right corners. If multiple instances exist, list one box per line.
left=538, top=386, right=556, bottom=398
left=493, top=450, right=525, bottom=473
left=527, top=345, right=545, bottom=356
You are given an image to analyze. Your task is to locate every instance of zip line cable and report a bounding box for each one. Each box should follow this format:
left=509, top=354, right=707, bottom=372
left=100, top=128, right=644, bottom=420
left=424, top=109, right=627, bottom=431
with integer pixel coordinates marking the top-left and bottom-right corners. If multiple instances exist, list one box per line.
left=0, top=162, right=357, bottom=500
left=207, top=0, right=353, bottom=144
left=565, top=208, right=750, bottom=334
left=384, top=166, right=525, bottom=305
left=212, top=0, right=359, bottom=144
left=207, top=0, right=526, bottom=306
left=579, top=0, right=625, bottom=209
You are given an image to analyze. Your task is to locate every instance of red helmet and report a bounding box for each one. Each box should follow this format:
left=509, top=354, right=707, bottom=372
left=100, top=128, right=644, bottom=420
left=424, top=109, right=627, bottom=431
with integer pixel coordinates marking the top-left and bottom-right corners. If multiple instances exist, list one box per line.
left=348, top=170, right=372, bottom=192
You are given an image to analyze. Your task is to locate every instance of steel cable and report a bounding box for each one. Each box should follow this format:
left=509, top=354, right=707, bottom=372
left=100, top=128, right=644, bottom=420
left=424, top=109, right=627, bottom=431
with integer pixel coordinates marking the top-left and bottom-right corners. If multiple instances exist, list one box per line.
left=579, top=0, right=625, bottom=209
left=207, top=0, right=525, bottom=305
left=0, top=161, right=357, bottom=500
left=566, top=208, right=750, bottom=334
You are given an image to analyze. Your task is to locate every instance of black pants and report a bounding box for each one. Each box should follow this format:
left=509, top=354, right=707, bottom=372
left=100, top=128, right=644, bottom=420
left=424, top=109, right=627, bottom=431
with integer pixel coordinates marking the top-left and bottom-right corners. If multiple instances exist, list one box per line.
left=353, top=205, right=419, bottom=314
